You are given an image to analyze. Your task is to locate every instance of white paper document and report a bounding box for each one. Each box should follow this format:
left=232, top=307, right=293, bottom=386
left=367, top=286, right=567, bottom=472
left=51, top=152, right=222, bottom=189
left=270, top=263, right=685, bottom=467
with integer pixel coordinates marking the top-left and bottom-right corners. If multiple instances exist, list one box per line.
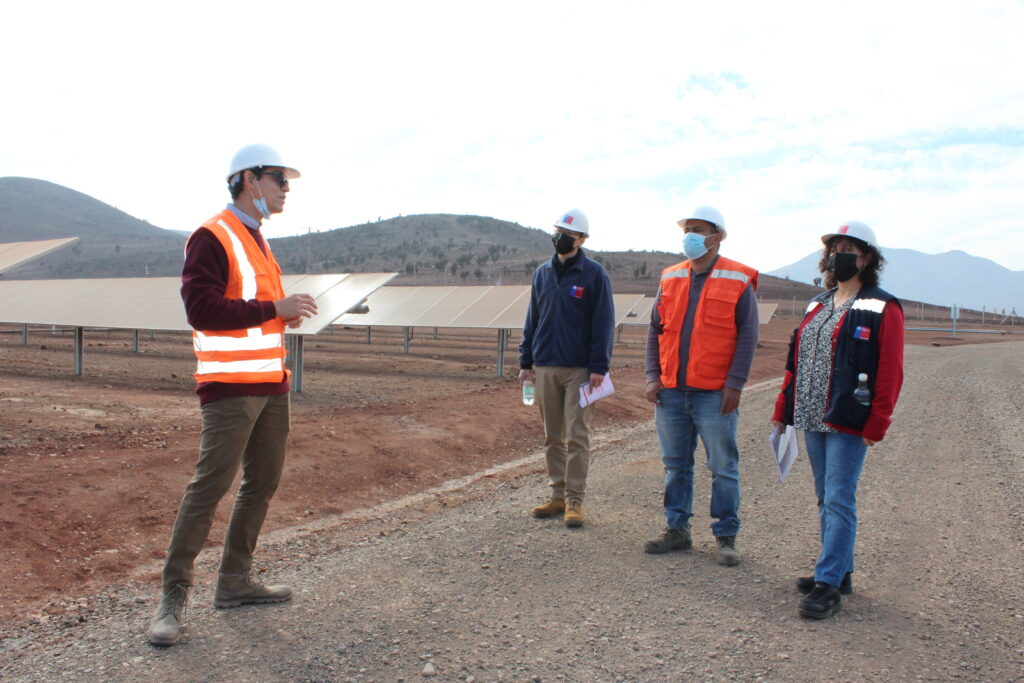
left=579, top=373, right=615, bottom=407
left=769, top=424, right=799, bottom=482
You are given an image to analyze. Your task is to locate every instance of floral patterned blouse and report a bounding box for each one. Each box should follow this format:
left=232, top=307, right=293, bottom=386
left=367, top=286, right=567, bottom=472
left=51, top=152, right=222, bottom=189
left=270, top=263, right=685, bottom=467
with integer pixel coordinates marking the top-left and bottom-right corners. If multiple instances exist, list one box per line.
left=794, top=293, right=855, bottom=432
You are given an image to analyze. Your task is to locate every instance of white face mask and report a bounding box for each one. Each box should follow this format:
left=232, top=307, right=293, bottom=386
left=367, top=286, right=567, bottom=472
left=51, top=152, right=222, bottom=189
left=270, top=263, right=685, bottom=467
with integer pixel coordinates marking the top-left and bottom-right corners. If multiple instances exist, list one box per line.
left=250, top=173, right=271, bottom=219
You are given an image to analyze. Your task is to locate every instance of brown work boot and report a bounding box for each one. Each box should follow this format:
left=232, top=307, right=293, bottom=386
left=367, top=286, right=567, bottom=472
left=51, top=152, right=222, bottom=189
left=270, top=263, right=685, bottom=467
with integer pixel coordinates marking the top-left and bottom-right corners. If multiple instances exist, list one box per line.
left=532, top=497, right=566, bottom=518
left=564, top=499, right=584, bottom=528
left=147, top=584, right=188, bottom=646
left=214, top=570, right=292, bottom=609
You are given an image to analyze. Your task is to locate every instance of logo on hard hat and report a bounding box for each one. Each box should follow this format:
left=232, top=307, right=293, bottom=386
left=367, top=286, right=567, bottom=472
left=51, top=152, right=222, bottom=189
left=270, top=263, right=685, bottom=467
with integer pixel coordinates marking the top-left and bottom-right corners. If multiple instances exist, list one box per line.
left=562, top=215, right=574, bottom=225
left=838, top=225, right=850, bottom=234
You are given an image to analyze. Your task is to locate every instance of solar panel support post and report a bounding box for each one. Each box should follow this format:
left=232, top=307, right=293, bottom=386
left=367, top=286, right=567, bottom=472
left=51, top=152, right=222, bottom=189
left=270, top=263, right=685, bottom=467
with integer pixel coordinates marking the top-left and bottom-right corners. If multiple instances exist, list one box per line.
left=132, top=329, right=140, bottom=353
left=617, top=324, right=623, bottom=343
left=291, top=335, right=305, bottom=393
left=496, top=329, right=507, bottom=378
left=367, top=327, right=371, bottom=344
left=433, top=327, right=439, bottom=340
left=74, top=327, right=84, bottom=375
left=22, top=324, right=28, bottom=345
left=403, top=327, right=411, bottom=354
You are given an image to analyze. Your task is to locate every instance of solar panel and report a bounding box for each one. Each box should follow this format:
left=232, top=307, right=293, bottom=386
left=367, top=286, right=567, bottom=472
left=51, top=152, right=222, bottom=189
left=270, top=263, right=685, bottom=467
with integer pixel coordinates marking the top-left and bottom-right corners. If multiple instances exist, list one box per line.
left=335, top=286, right=533, bottom=329
left=335, top=287, right=642, bottom=330
left=0, top=273, right=396, bottom=332
left=622, top=297, right=656, bottom=326
left=0, top=237, right=79, bottom=274
left=612, top=294, right=646, bottom=326
left=449, top=287, right=530, bottom=328
left=757, top=303, right=778, bottom=322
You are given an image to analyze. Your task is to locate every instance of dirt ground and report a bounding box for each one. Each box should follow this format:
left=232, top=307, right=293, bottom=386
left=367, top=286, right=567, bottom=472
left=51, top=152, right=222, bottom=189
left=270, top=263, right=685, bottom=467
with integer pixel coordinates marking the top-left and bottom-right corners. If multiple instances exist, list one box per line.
left=1, top=316, right=1019, bottom=632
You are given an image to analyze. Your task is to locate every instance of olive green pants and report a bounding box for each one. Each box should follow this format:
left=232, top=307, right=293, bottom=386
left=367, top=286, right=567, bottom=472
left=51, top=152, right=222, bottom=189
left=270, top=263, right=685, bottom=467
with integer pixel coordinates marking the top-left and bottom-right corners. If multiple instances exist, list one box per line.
left=162, top=393, right=290, bottom=591
left=535, top=366, right=593, bottom=501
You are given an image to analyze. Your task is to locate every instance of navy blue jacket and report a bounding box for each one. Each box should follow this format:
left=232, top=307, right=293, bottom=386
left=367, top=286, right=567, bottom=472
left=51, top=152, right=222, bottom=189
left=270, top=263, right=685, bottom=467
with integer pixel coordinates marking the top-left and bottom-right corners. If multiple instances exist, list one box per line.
left=519, top=249, right=615, bottom=375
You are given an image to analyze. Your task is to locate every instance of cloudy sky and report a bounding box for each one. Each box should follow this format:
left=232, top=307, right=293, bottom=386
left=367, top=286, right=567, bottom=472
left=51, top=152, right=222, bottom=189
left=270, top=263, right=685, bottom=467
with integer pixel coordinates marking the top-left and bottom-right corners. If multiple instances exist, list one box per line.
left=3, top=0, right=1022, bottom=272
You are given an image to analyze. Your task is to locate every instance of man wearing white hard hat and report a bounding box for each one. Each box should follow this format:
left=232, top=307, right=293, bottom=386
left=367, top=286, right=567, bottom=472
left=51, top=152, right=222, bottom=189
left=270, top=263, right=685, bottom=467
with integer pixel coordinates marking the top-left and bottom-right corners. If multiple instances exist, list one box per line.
left=148, top=144, right=318, bottom=646
left=643, top=206, right=759, bottom=566
left=519, top=209, right=615, bottom=528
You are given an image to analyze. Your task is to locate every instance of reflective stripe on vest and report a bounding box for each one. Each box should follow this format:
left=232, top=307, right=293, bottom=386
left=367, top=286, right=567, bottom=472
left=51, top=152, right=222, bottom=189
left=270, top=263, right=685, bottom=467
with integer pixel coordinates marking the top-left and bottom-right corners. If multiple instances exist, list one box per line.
left=194, top=328, right=284, bottom=352
left=217, top=219, right=259, bottom=301
left=709, top=268, right=753, bottom=285
left=852, top=297, right=886, bottom=313
left=195, top=357, right=285, bottom=376
left=657, top=256, right=758, bottom=391
left=661, top=268, right=690, bottom=281
left=189, top=210, right=287, bottom=384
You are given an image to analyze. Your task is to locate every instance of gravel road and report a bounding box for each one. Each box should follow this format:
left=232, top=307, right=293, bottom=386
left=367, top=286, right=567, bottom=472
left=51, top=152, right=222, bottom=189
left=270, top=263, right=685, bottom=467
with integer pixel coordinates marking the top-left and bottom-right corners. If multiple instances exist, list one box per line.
left=2, top=342, right=1022, bottom=682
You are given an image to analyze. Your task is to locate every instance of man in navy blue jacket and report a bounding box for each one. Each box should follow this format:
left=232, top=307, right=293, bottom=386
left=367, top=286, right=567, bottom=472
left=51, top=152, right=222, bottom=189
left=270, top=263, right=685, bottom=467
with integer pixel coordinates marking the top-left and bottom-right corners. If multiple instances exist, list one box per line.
left=519, top=209, right=615, bottom=528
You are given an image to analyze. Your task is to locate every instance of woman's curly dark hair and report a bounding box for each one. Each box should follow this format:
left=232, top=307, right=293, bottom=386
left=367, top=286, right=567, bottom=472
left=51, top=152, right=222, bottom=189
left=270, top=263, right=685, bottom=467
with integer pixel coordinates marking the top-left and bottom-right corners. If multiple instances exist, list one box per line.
left=818, top=236, right=885, bottom=289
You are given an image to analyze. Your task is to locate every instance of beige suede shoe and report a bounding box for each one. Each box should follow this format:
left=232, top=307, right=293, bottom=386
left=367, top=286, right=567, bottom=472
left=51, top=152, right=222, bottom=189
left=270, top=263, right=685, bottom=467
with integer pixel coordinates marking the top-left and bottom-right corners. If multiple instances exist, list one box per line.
left=214, top=571, right=292, bottom=608
left=564, top=499, right=584, bottom=528
left=147, top=585, right=188, bottom=646
left=532, top=497, right=566, bottom=518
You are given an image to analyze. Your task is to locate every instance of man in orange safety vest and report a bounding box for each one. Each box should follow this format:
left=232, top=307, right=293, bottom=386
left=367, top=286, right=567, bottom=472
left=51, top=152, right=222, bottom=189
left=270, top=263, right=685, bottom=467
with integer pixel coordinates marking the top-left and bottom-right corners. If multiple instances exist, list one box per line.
left=642, top=206, right=759, bottom=567
left=148, top=144, right=318, bottom=646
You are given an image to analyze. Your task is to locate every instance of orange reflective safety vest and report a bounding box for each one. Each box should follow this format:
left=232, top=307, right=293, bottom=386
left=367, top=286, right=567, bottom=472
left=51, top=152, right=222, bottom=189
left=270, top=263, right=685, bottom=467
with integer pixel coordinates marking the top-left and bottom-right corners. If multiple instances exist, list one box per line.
left=189, top=209, right=288, bottom=384
left=657, top=256, right=758, bottom=390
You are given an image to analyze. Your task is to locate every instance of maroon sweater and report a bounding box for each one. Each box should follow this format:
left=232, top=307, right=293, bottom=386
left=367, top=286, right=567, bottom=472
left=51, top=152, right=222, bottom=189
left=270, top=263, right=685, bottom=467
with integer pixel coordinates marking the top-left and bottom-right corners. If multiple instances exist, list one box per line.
left=181, top=224, right=288, bottom=405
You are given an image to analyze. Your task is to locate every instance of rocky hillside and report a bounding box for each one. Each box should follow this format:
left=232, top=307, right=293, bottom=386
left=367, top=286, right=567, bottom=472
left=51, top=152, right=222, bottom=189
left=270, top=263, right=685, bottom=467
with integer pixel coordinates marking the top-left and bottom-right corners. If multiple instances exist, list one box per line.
left=0, top=177, right=819, bottom=300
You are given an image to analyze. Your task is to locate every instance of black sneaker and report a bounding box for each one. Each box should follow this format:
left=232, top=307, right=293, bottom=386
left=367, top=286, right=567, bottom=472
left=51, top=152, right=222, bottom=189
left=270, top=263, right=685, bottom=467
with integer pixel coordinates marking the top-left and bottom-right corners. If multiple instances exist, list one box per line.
left=796, top=571, right=852, bottom=595
left=798, top=582, right=842, bottom=619
left=643, top=527, right=692, bottom=554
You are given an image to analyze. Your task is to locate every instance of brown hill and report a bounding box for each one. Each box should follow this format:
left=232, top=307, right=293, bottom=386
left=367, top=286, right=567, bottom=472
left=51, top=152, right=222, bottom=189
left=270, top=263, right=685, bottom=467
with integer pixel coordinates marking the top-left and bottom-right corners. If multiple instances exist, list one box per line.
left=0, top=177, right=186, bottom=278
left=0, top=178, right=820, bottom=301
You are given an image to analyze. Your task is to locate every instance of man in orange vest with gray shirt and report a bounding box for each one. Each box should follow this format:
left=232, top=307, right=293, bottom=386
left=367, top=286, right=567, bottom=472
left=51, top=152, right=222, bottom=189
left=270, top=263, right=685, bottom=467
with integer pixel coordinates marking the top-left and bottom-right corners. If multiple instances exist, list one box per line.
left=643, top=206, right=758, bottom=566
left=148, top=144, right=318, bottom=646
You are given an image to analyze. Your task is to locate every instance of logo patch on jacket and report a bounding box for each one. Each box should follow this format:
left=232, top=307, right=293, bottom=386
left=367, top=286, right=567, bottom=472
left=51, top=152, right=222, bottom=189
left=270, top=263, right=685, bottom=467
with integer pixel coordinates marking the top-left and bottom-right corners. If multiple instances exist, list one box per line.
left=570, top=285, right=585, bottom=299
left=853, top=325, right=871, bottom=341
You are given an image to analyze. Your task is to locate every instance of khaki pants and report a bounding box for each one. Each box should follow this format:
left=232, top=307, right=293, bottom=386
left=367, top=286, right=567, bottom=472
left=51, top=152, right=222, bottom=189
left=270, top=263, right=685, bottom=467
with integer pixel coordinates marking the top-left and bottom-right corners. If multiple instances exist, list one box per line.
left=535, top=366, right=593, bottom=501
left=162, top=393, right=290, bottom=591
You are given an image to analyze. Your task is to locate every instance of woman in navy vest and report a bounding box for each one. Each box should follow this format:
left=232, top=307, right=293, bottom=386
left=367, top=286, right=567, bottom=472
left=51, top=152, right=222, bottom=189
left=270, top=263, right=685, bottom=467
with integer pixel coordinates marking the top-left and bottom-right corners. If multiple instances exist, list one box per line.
left=772, top=221, right=905, bottom=619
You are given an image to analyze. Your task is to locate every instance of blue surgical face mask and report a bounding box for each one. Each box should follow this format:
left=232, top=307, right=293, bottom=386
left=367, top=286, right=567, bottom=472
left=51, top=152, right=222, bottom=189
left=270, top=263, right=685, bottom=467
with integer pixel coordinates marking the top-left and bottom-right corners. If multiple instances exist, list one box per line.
left=682, top=232, right=708, bottom=260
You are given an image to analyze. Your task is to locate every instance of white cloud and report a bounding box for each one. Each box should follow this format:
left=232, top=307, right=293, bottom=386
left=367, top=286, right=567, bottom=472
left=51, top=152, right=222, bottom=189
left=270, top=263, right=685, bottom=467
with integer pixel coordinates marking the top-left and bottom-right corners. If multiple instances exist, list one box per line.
left=1, top=0, right=1022, bottom=272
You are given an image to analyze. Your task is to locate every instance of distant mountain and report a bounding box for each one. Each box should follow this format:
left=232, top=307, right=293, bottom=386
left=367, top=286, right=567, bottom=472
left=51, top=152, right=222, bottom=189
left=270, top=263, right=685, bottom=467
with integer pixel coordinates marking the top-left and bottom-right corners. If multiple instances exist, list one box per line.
left=768, top=247, right=1023, bottom=313
left=0, top=176, right=185, bottom=278
left=0, top=177, right=818, bottom=301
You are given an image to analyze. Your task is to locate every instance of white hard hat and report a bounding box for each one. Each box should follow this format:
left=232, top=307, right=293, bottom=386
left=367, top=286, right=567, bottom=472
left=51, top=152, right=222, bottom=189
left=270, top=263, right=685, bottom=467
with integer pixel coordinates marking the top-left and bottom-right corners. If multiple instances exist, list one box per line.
left=678, top=205, right=726, bottom=238
left=821, top=220, right=878, bottom=249
left=227, top=144, right=301, bottom=181
left=554, top=209, right=589, bottom=236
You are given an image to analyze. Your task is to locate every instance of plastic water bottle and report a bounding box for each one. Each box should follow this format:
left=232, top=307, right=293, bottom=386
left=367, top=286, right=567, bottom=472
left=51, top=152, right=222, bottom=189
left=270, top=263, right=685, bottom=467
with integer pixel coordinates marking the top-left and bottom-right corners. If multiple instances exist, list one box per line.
left=522, top=380, right=536, bottom=406
left=853, top=373, right=871, bottom=406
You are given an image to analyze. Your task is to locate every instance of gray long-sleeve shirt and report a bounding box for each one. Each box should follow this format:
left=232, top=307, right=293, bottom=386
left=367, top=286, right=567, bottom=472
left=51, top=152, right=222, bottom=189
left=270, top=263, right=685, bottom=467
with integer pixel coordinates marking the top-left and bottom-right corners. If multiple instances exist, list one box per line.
left=644, top=255, right=759, bottom=391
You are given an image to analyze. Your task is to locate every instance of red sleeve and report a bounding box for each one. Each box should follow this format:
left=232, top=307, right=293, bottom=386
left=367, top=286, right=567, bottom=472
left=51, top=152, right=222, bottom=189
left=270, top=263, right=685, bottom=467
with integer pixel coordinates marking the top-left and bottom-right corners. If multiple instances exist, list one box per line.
left=862, top=302, right=905, bottom=442
left=180, top=228, right=278, bottom=331
left=772, top=370, right=792, bottom=423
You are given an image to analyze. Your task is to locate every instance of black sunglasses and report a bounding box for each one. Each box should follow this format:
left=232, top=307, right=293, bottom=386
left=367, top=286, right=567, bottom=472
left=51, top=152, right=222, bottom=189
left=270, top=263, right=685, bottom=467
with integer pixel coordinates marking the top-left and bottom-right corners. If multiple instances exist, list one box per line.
left=260, top=170, right=289, bottom=188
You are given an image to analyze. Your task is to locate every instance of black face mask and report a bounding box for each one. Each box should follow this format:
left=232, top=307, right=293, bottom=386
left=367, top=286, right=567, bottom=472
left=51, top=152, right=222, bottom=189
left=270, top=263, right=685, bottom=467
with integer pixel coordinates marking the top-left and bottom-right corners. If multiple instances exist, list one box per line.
left=826, top=252, right=861, bottom=283
left=553, top=231, right=577, bottom=255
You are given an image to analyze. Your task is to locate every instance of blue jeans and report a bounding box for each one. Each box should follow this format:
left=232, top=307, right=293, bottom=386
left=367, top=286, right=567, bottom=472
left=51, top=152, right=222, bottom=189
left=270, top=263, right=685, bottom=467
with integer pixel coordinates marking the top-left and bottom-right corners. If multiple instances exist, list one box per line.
left=803, top=430, right=867, bottom=588
left=655, top=389, right=741, bottom=537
